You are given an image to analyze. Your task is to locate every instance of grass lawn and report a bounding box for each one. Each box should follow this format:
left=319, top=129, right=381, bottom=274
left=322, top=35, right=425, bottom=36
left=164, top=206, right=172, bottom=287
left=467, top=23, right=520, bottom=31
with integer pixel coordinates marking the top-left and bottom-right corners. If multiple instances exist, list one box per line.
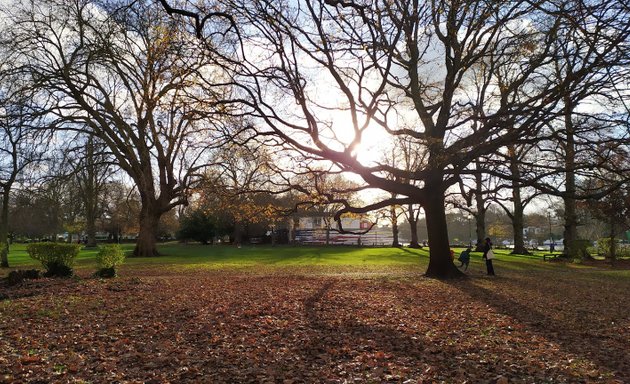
left=1, top=243, right=629, bottom=382
left=2, top=242, right=432, bottom=270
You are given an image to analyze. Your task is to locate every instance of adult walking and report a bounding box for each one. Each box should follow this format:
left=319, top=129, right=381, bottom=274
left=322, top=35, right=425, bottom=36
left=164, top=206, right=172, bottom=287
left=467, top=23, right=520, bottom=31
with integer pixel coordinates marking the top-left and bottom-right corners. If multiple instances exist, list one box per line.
left=482, top=237, right=496, bottom=276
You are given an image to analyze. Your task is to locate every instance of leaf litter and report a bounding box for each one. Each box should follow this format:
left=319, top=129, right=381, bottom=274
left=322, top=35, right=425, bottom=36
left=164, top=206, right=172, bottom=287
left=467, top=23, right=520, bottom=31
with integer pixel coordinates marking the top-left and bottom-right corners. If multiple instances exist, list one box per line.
left=1, top=264, right=629, bottom=383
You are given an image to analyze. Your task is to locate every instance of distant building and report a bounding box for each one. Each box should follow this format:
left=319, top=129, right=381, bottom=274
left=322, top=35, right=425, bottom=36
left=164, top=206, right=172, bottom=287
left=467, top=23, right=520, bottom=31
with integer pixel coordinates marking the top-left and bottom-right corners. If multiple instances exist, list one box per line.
left=292, top=215, right=401, bottom=246
left=523, top=226, right=546, bottom=236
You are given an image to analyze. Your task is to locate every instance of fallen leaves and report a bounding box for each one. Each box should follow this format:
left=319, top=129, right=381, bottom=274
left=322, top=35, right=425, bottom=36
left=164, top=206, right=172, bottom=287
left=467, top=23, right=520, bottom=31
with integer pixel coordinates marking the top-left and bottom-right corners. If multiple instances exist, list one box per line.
left=0, top=265, right=629, bottom=383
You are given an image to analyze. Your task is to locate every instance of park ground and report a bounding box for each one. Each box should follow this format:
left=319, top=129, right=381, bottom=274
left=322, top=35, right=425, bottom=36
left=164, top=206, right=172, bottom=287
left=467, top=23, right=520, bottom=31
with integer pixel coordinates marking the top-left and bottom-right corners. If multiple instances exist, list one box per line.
left=1, top=245, right=629, bottom=383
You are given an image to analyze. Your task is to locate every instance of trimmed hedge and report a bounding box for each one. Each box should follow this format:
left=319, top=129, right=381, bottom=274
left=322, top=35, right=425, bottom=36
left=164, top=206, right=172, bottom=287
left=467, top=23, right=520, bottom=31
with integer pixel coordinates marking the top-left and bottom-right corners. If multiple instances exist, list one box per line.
left=26, top=243, right=81, bottom=277
left=95, top=244, right=126, bottom=278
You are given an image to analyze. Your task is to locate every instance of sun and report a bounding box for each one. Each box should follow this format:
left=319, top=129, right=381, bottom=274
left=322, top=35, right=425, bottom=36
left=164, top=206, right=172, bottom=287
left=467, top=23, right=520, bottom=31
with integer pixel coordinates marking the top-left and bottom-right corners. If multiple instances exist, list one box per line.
left=329, top=112, right=394, bottom=164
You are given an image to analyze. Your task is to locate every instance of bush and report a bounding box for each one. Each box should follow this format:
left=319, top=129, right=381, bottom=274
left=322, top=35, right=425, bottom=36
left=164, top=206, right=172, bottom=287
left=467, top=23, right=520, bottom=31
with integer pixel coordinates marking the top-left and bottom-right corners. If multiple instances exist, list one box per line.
left=6, top=269, right=41, bottom=286
left=26, top=243, right=81, bottom=277
left=94, top=267, right=117, bottom=278
left=95, top=244, right=125, bottom=278
left=597, top=238, right=630, bottom=259
left=568, top=239, right=592, bottom=260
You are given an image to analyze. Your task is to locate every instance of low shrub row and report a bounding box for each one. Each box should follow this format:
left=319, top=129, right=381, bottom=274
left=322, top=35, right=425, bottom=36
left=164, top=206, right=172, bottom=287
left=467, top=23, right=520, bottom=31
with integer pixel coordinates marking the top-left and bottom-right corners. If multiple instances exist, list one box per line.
left=7, top=269, right=41, bottom=286
left=26, top=243, right=81, bottom=277
left=22, top=243, right=126, bottom=279
left=95, top=244, right=126, bottom=277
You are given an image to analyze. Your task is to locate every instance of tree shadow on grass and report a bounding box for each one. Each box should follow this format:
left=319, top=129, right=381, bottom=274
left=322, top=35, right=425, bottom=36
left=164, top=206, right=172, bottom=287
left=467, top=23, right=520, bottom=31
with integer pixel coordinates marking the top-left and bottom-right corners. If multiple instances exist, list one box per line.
left=297, top=280, right=444, bottom=381
left=447, top=276, right=630, bottom=382
left=294, top=278, right=589, bottom=382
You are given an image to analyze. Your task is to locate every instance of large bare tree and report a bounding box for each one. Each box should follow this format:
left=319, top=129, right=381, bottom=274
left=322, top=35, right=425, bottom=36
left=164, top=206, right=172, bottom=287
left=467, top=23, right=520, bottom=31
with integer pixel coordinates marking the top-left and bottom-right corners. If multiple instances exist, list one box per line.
left=160, top=0, right=630, bottom=277
left=0, top=85, right=45, bottom=267
left=5, top=0, right=231, bottom=256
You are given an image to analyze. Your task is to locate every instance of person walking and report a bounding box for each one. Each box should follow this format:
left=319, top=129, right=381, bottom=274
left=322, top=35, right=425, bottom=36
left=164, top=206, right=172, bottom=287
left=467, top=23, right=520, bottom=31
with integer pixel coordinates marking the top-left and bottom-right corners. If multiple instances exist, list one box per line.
left=482, top=237, right=496, bottom=276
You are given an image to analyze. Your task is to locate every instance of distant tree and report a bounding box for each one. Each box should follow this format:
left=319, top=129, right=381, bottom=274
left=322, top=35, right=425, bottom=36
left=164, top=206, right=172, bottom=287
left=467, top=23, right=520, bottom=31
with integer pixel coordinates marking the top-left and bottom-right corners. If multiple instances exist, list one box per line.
left=583, top=154, right=630, bottom=261
left=66, top=136, right=114, bottom=247
left=178, top=208, right=215, bottom=244
left=196, top=142, right=276, bottom=243
left=9, top=180, right=66, bottom=241
left=157, top=209, right=179, bottom=240
left=100, top=181, right=141, bottom=242
left=387, top=200, right=403, bottom=247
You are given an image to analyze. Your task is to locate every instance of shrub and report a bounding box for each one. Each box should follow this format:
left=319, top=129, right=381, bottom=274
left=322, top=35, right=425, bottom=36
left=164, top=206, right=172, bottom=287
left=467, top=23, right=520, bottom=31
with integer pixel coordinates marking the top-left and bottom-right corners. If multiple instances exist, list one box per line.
left=6, top=269, right=41, bottom=286
left=568, top=239, right=592, bottom=260
left=95, top=244, right=125, bottom=278
left=26, top=243, right=81, bottom=277
left=597, top=238, right=630, bottom=259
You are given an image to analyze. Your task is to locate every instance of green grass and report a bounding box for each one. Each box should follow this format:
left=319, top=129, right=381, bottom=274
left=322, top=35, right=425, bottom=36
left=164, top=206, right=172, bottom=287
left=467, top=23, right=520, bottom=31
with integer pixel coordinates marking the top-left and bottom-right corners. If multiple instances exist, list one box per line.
left=2, top=243, right=429, bottom=271
left=3, top=242, right=629, bottom=278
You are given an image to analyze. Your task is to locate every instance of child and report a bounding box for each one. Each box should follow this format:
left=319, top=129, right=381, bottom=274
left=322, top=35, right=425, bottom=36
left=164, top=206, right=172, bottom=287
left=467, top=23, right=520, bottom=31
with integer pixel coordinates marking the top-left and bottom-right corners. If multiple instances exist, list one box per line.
left=458, top=247, right=471, bottom=271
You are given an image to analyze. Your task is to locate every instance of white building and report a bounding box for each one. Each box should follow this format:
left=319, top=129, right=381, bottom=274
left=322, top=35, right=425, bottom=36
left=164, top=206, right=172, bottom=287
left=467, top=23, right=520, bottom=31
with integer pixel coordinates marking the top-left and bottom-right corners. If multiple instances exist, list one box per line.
left=293, top=216, right=400, bottom=246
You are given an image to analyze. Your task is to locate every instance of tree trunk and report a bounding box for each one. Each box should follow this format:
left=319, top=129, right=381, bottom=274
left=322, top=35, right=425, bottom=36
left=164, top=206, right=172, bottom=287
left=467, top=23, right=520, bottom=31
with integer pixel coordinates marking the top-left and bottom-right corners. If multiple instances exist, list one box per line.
left=424, top=178, right=463, bottom=278
left=511, top=206, right=528, bottom=254
left=509, top=147, right=529, bottom=255
left=391, top=205, right=400, bottom=247
left=84, top=137, right=99, bottom=248
left=563, top=94, right=578, bottom=256
left=0, top=186, right=10, bottom=268
left=133, top=200, right=161, bottom=257
left=608, top=223, right=616, bottom=262
left=408, top=204, right=420, bottom=248
left=563, top=195, right=578, bottom=256
left=474, top=168, right=486, bottom=252
left=85, top=209, right=97, bottom=247
left=233, top=222, right=243, bottom=246
left=475, top=210, right=486, bottom=252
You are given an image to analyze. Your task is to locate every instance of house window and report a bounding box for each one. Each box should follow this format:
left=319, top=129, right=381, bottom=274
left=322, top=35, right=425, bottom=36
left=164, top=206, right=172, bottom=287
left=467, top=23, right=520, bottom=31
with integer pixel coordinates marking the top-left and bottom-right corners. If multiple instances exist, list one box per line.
left=313, top=218, right=322, bottom=227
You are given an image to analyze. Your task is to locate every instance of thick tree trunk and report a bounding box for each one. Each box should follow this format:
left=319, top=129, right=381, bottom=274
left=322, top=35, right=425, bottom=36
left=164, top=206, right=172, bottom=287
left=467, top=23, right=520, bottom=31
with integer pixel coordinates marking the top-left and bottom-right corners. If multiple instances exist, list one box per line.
left=133, top=200, right=161, bottom=257
left=474, top=169, right=486, bottom=252
left=509, top=148, right=529, bottom=255
left=424, top=180, right=464, bottom=278
left=511, top=203, right=528, bottom=254
left=85, top=210, right=97, bottom=247
left=391, top=205, right=400, bottom=247
left=0, top=187, right=10, bottom=268
left=474, top=210, right=486, bottom=252
left=408, top=205, right=420, bottom=248
left=563, top=195, right=578, bottom=255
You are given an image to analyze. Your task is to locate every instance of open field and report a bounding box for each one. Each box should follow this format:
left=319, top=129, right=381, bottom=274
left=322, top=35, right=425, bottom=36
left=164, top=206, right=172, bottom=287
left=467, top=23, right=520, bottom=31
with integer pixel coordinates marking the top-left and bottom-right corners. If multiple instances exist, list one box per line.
left=1, top=245, right=629, bottom=383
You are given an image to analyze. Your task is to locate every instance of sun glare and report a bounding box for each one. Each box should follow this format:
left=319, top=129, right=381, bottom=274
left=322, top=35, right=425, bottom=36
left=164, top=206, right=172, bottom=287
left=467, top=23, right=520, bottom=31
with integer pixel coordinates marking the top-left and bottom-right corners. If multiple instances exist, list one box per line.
left=330, top=112, right=393, bottom=164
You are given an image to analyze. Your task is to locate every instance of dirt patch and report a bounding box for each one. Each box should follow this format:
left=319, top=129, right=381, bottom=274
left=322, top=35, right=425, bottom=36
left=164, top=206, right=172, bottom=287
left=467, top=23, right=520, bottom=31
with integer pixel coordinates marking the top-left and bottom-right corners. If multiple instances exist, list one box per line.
left=579, top=258, right=630, bottom=270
